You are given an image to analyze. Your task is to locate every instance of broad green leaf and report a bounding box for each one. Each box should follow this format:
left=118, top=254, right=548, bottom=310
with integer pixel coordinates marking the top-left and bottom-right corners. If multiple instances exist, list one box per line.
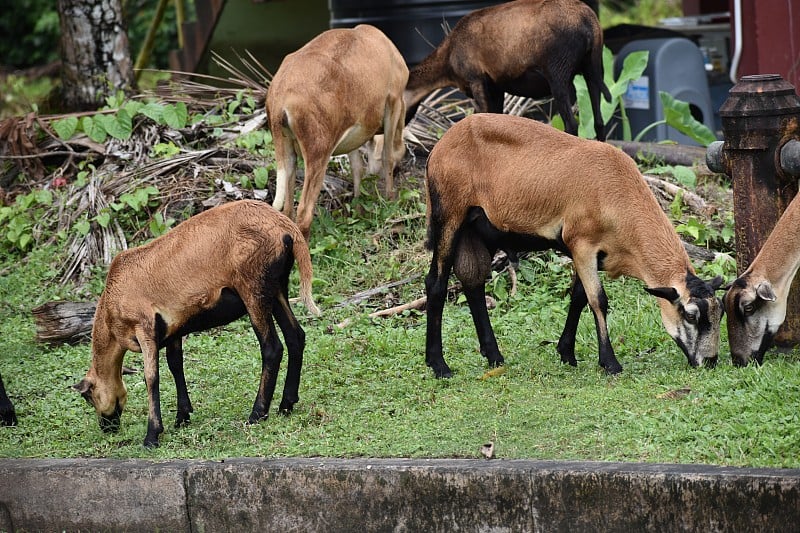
left=162, top=102, right=188, bottom=129
left=602, top=49, right=649, bottom=123
left=659, top=91, right=718, bottom=147
left=81, top=116, right=107, bottom=143
left=123, top=101, right=144, bottom=117
left=254, top=167, right=269, bottom=189
left=93, top=110, right=132, bottom=140
left=110, top=109, right=133, bottom=140
left=74, top=218, right=91, bottom=236
left=52, top=117, right=78, bottom=140
left=139, top=102, right=165, bottom=123
left=573, top=47, right=649, bottom=139
left=95, top=211, right=111, bottom=228
left=34, top=189, right=53, bottom=205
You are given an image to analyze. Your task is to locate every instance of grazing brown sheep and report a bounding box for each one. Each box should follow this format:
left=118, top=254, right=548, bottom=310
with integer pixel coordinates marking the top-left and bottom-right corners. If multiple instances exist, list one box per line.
left=724, top=190, right=800, bottom=366
left=424, top=114, right=723, bottom=378
left=74, top=200, right=320, bottom=447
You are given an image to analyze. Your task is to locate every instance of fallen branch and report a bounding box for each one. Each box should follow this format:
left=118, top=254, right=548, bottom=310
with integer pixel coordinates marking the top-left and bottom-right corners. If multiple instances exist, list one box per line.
left=32, top=301, right=96, bottom=345
left=610, top=140, right=709, bottom=168
left=643, top=174, right=716, bottom=216
left=335, top=274, right=422, bottom=308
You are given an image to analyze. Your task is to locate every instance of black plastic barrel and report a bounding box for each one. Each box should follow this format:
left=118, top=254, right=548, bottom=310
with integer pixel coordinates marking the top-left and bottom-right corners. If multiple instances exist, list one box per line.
left=328, top=0, right=505, bottom=66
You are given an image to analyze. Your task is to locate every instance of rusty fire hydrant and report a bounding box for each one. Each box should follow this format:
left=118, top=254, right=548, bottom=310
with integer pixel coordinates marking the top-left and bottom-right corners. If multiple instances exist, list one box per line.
left=707, top=74, right=800, bottom=346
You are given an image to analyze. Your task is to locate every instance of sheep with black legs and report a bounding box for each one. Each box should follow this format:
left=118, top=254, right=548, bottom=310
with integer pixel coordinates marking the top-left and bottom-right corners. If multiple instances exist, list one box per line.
left=424, top=114, right=723, bottom=378
left=403, top=0, right=611, bottom=140
left=74, top=200, right=320, bottom=447
left=724, top=189, right=800, bottom=366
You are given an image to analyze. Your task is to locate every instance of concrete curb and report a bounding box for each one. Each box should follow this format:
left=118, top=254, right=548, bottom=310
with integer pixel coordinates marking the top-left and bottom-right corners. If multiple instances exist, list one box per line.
left=1, top=458, right=799, bottom=531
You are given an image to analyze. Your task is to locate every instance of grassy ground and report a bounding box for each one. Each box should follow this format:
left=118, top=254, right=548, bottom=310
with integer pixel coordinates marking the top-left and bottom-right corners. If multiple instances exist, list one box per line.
left=1, top=172, right=798, bottom=467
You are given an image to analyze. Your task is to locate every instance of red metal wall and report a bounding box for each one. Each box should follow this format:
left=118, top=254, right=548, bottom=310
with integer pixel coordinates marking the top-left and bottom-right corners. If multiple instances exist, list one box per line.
left=732, top=0, right=800, bottom=90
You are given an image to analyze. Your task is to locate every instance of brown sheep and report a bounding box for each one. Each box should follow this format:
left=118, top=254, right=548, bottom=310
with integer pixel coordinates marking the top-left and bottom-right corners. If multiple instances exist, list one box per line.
left=403, top=0, right=611, bottom=140
left=74, top=200, right=320, bottom=447
left=424, top=114, right=723, bottom=378
left=724, top=189, right=800, bottom=366
left=267, top=24, right=408, bottom=239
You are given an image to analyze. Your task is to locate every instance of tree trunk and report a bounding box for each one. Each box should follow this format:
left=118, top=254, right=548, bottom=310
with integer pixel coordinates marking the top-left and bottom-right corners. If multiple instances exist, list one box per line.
left=57, top=0, right=135, bottom=111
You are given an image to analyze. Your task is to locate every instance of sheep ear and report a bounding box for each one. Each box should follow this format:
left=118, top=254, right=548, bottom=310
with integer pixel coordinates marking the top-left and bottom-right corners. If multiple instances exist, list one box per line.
left=73, top=379, right=94, bottom=405
left=710, top=275, right=725, bottom=291
left=645, top=286, right=680, bottom=303
left=756, top=281, right=777, bottom=302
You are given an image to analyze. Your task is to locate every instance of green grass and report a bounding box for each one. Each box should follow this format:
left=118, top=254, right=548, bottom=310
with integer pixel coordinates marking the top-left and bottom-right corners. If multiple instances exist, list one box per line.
left=1, top=178, right=799, bottom=467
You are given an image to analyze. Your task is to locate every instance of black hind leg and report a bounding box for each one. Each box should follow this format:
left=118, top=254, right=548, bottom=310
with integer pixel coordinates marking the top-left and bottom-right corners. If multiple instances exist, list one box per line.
left=166, top=338, right=193, bottom=428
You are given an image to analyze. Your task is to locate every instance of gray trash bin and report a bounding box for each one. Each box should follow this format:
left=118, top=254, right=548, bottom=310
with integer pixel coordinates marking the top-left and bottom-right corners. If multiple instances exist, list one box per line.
left=613, top=37, right=716, bottom=146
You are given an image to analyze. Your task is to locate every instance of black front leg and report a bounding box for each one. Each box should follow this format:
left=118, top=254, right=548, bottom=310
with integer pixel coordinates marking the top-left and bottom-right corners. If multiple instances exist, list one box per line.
left=471, top=78, right=505, bottom=114
left=588, top=283, right=622, bottom=375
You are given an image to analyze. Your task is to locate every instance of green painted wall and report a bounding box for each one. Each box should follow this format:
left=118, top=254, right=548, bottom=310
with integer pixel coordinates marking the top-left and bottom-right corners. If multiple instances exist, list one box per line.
left=207, top=0, right=329, bottom=76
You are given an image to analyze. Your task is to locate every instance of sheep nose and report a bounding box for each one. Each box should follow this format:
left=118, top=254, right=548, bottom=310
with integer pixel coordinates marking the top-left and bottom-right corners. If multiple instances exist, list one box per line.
left=99, top=414, right=120, bottom=433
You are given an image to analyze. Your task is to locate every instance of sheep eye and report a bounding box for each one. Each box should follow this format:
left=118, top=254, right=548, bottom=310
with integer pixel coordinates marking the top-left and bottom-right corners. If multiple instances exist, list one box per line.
left=684, top=310, right=698, bottom=324
left=743, top=303, right=755, bottom=315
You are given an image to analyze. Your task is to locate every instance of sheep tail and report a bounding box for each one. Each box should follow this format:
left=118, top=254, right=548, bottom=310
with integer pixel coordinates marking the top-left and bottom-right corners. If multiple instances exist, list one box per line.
left=289, top=230, right=321, bottom=317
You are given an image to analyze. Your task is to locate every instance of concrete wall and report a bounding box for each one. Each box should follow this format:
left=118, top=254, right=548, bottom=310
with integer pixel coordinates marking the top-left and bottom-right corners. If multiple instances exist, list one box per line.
left=1, top=458, right=799, bottom=531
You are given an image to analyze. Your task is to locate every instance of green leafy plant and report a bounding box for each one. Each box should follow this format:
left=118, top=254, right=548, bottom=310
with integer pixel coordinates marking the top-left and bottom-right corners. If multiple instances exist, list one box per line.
left=565, top=47, right=649, bottom=139
left=78, top=185, right=170, bottom=240
left=0, top=188, right=53, bottom=253
left=148, top=212, right=176, bottom=237
left=570, top=48, right=718, bottom=146
left=150, top=141, right=181, bottom=159
left=649, top=164, right=698, bottom=189
left=676, top=213, right=734, bottom=250
left=52, top=99, right=189, bottom=144
left=633, top=92, right=718, bottom=146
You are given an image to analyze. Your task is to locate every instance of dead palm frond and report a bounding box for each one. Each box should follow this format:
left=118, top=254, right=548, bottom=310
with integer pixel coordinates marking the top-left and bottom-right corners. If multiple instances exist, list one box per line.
left=404, top=87, right=554, bottom=153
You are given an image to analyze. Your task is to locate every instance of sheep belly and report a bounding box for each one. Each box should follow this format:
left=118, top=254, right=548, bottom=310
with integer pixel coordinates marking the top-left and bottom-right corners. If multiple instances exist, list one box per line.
left=333, top=124, right=376, bottom=156
left=467, top=207, right=568, bottom=256
left=158, top=287, right=247, bottom=348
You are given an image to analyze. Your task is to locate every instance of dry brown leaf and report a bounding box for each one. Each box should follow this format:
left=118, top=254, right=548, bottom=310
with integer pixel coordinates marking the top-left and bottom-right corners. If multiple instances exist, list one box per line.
left=657, top=387, right=691, bottom=400
left=479, top=366, right=507, bottom=380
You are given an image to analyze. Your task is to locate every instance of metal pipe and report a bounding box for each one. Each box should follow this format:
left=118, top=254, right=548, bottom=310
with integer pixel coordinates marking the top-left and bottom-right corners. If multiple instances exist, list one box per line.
left=780, top=139, right=800, bottom=177
left=730, top=0, right=743, bottom=83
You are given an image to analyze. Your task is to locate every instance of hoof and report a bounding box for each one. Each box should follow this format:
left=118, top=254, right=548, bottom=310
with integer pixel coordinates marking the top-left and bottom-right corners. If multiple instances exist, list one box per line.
left=247, top=412, right=268, bottom=425
left=174, top=413, right=191, bottom=428
left=278, top=399, right=296, bottom=415
left=560, top=354, right=578, bottom=367
left=486, top=355, right=505, bottom=368
left=1, top=410, right=17, bottom=426
left=602, top=361, right=623, bottom=375
left=428, top=360, right=453, bottom=379
left=143, top=436, right=160, bottom=448
left=557, top=344, right=578, bottom=366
